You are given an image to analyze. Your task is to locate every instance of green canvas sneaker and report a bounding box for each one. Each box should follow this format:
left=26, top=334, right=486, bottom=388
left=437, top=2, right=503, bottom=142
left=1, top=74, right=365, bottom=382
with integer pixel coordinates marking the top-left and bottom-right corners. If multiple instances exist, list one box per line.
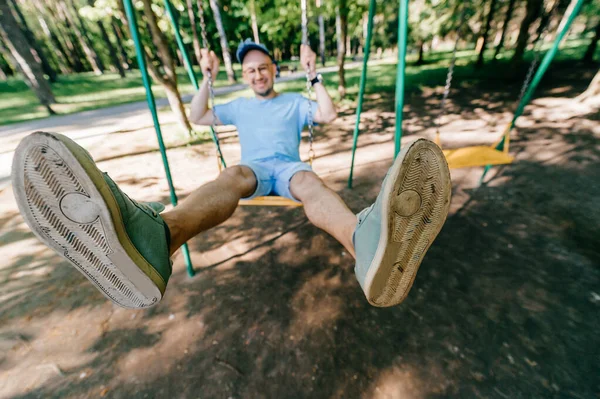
left=12, top=132, right=172, bottom=309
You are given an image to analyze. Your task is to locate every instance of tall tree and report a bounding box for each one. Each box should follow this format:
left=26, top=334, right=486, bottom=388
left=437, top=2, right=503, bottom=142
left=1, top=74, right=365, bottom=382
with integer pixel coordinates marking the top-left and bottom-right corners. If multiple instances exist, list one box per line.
left=85, top=0, right=125, bottom=77
left=0, top=0, right=56, bottom=113
left=494, top=0, right=517, bottom=59
left=186, top=0, right=202, bottom=66
left=583, top=19, right=599, bottom=62
left=511, top=0, right=543, bottom=63
left=46, top=2, right=86, bottom=72
left=58, top=0, right=104, bottom=74
left=0, top=37, right=16, bottom=78
left=409, top=0, right=438, bottom=66
left=317, top=0, right=326, bottom=66
left=35, top=9, right=73, bottom=74
left=336, top=0, right=348, bottom=98
left=98, top=18, right=125, bottom=76
left=476, top=0, right=498, bottom=68
left=8, top=0, right=58, bottom=82
left=139, top=0, right=192, bottom=133
left=249, top=0, right=260, bottom=43
left=208, top=0, right=236, bottom=83
left=577, top=69, right=600, bottom=101
left=32, top=1, right=76, bottom=73
left=110, top=17, right=132, bottom=70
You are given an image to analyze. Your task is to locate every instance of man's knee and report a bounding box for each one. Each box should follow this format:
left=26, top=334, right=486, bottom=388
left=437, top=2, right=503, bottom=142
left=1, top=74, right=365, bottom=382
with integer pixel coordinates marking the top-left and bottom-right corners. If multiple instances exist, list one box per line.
left=290, top=171, right=325, bottom=201
left=218, top=165, right=257, bottom=195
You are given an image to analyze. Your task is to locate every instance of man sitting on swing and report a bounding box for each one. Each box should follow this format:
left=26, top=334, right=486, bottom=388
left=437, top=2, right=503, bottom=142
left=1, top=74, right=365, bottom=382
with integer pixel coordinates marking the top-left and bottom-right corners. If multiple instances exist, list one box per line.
left=12, top=40, right=451, bottom=310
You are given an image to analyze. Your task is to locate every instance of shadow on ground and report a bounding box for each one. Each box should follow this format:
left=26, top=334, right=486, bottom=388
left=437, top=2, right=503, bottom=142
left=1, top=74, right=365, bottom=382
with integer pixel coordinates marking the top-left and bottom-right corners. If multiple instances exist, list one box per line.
left=1, top=62, right=598, bottom=399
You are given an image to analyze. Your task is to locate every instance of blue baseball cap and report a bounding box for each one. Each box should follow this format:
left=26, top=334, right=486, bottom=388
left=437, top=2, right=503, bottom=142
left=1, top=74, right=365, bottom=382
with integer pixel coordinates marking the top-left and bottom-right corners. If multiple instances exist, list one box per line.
left=236, top=39, right=273, bottom=64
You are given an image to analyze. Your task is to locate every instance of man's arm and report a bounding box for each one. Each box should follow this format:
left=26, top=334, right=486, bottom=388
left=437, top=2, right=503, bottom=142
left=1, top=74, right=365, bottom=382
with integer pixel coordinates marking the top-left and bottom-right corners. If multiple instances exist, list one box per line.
left=189, top=49, right=222, bottom=126
left=189, top=78, right=221, bottom=126
left=300, top=44, right=337, bottom=124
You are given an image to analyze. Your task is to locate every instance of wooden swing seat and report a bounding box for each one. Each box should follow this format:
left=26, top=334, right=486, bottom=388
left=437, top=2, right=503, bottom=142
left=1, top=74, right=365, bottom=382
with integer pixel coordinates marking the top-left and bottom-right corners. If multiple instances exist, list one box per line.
left=239, top=196, right=303, bottom=207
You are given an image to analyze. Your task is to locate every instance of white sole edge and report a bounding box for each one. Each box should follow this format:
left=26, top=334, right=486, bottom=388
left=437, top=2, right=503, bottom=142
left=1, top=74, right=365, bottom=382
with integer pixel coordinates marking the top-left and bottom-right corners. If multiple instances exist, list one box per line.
left=363, top=139, right=451, bottom=307
left=12, top=132, right=162, bottom=309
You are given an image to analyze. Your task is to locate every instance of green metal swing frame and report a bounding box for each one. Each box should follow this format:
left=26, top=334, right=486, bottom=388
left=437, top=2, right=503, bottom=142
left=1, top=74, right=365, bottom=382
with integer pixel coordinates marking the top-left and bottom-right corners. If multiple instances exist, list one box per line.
left=347, top=0, right=585, bottom=188
left=123, top=0, right=584, bottom=278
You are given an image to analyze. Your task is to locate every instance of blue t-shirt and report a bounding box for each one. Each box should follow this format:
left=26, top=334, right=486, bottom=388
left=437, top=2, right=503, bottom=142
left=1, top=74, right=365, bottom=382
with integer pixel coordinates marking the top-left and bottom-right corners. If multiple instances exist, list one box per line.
left=214, top=93, right=318, bottom=163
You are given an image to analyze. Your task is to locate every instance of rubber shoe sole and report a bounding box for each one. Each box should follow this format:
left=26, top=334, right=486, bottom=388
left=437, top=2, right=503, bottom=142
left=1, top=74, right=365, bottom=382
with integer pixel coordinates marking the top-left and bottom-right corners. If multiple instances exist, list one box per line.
left=12, top=132, right=164, bottom=309
left=364, top=139, right=451, bottom=307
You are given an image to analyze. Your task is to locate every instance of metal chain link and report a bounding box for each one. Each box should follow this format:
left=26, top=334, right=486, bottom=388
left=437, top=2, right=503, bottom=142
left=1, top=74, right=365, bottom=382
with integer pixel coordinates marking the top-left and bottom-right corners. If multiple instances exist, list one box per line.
left=197, top=0, right=224, bottom=170
left=435, top=7, right=466, bottom=131
left=301, top=0, right=315, bottom=164
left=515, top=5, right=556, bottom=109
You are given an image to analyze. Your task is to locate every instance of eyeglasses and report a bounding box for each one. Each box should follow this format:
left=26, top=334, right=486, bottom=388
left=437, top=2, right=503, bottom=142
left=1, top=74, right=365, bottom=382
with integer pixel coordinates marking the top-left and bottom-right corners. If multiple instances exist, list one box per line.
left=242, top=64, right=272, bottom=77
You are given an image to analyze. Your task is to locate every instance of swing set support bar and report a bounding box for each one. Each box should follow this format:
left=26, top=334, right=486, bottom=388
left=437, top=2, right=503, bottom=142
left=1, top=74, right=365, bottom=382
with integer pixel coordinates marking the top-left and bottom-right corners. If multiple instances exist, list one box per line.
left=164, top=0, right=226, bottom=170
left=394, top=0, right=410, bottom=158
left=347, top=0, right=376, bottom=188
left=123, top=0, right=195, bottom=277
left=481, top=0, right=584, bottom=182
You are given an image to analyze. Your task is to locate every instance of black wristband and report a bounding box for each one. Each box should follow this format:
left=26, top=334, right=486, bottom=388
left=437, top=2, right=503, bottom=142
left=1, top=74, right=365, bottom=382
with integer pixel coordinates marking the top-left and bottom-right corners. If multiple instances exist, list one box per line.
left=310, top=75, right=322, bottom=86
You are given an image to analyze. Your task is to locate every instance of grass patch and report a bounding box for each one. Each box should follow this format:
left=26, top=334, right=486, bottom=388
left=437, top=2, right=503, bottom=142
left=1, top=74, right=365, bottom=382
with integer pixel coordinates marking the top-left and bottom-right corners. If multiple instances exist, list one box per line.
left=0, top=38, right=596, bottom=127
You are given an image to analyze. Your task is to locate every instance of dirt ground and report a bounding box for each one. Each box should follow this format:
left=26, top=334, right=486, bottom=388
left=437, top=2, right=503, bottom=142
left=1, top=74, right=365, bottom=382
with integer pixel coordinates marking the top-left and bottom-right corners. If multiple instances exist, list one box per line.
left=1, top=63, right=599, bottom=399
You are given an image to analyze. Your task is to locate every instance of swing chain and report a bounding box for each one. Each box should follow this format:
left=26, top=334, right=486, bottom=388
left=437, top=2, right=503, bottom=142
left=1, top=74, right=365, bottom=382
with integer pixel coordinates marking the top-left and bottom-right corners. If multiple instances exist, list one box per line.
left=198, top=0, right=225, bottom=170
left=197, top=0, right=209, bottom=49
left=516, top=5, right=556, bottom=108
left=305, top=71, right=315, bottom=165
left=301, top=0, right=315, bottom=165
left=435, top=6, right=466, bottom=134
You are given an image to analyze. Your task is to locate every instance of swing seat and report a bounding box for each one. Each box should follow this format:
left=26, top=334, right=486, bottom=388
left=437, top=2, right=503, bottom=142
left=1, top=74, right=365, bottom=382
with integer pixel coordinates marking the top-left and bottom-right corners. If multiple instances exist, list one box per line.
left=443, top=145, right=514, bottom=169
left=239, top=196, right=303, bottom=207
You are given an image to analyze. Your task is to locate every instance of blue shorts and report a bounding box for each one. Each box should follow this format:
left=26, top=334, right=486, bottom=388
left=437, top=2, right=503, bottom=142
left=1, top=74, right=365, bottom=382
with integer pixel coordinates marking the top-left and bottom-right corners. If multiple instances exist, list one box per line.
left=240, top=155, right=313, bottom=202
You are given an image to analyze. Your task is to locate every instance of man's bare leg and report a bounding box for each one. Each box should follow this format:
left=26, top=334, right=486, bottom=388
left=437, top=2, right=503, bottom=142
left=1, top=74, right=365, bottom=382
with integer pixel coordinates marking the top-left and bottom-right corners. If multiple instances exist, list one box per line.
left=161, top=166, right=257, bottom=255
left=290, top=171, right=357, bottom=258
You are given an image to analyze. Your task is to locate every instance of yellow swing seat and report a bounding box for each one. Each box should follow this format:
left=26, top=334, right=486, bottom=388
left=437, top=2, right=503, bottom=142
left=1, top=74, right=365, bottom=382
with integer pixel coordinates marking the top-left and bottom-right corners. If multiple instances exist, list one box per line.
left=437, top=122, right=515, bottom=170
left=443, top=145, right=514, bottom=169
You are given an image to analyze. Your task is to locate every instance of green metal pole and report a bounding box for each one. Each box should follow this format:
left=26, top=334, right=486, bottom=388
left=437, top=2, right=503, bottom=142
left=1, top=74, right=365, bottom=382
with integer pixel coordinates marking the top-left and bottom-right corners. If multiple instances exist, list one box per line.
left=164, top=0, right=199, bottom=90
left=123, top=0, right=195, bottom=277
left=481, top=0, right=584, bottom=182
left=163, top=0, right=226, bottom=170
left=509, top=0, right=584, bottom=129
left=347, top=0, right=376, bottom=189
left=394, top=0, right=409, bottom=158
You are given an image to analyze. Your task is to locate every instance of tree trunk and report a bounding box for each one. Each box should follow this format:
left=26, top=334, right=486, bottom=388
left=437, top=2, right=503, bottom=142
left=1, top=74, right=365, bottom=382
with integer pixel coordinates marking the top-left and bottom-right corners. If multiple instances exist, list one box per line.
left=35, top=11, right=73, bottom=74
left=140, top=0, right=192, bottom=133
left=58, top=0, right=104, bottom=74
left=582, top=19, right=599, bottom=63
left=0, top=0, right=56, bottom=113
left=86, top=0, right=125, bottom=77
left=8, top=0, right=58, bottom=82
left=417, top=41, right=425, bottom=65
left=476, top=0, right=498, bottom=68
left=317, top=0, right=326, bottom=66
left=47, top=2, right=86, bottom=72
left=577, top=69, right=599, bottom=101
left=533, top=0, right=559, bottom=44
left=186, top=0, right=203, bottom=66
left=250, top=0, right=260, bottom=43
left=69, top=0, right=105, bottom=71
left=511, top=0, right=543, bottom=63
left=336, top=1, right=347, bottom=98
left=0, top=64, right=7, bottom=80
left=494, top=0, right=517, bottom=59
left=97, top=19, right=125, bottom=77
left=209, top=0, right=236, bottom=83
left=0, top=37, right=16, bottom=76
left=111, top=18, right=132, bottom=70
